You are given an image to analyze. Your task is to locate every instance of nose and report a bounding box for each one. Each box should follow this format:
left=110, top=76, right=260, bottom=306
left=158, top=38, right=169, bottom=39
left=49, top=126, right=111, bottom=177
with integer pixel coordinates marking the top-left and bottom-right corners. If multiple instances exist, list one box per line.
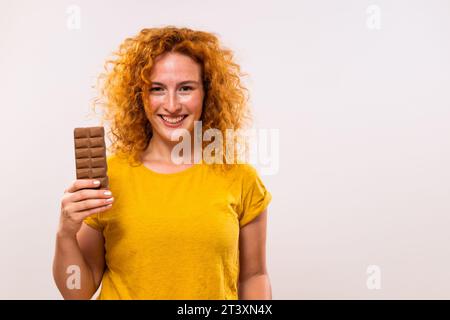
left=164, top=91, right=182, bottom=114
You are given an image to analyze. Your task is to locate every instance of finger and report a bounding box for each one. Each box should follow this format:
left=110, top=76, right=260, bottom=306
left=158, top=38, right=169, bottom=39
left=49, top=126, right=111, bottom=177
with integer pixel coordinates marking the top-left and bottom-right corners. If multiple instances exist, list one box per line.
left=78, top=203, right=113, bottom=221
left=65, top=179, right=102, bottom=193
left=72, top=198, right=114, bottom=213
left=70, top=189, right=113, bottom=203
left=62, top=189, right=112, bottom=206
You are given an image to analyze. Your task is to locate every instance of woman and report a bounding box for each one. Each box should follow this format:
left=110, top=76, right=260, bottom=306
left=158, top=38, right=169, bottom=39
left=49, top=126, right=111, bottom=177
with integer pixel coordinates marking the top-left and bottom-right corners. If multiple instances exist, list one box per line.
left=53, top=26, right=273, bottom=300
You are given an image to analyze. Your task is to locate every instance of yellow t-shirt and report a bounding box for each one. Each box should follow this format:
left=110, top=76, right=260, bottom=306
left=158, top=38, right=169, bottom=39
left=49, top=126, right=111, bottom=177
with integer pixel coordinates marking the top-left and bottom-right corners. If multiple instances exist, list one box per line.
left=83, top=154, right=272, bottom=300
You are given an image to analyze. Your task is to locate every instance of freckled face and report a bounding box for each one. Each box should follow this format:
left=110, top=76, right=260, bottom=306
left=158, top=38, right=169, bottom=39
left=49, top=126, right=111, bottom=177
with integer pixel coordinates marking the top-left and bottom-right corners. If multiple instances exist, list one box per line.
left=143, top=52, right=204, bottom=143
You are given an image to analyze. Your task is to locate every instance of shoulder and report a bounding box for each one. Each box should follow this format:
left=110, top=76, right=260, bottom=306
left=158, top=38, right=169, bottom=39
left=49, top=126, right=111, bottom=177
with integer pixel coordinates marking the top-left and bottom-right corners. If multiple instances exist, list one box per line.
left=230, top=164, right=269, bottom=197
left=105, top=153, right=133, bottom=181
left=105, top=154, right=132, bottom=194
left=233, top=163, right=260, bottom=179
left=106, top=153, right=131, bottom=169
left=106, top=153, right=121, bottom=165
left=222, top=163, right=261, bottom=187
left=202, top=162, right=260, bottom=187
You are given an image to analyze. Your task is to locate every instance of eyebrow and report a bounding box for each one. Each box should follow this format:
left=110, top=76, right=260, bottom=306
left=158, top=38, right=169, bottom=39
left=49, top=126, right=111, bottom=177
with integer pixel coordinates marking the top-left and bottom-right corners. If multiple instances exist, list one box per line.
left=151, top=80, right=200, bottom=86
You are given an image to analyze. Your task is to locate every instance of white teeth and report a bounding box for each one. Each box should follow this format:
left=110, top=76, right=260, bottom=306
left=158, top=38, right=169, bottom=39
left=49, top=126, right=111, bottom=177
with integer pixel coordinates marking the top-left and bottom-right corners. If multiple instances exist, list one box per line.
left=161, top=115, right=186, bottom=124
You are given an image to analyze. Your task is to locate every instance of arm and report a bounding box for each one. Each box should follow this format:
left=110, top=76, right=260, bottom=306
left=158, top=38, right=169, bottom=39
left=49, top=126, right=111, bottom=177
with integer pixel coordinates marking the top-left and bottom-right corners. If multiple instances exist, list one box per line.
left=238, top=209, right=272, bottom=299
left=53, top=223, right=105, bottom=299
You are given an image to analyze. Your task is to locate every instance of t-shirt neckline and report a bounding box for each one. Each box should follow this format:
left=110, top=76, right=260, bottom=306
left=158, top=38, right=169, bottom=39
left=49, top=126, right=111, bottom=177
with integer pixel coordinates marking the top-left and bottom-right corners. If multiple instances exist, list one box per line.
left=137, top=158, right=203, bottom=177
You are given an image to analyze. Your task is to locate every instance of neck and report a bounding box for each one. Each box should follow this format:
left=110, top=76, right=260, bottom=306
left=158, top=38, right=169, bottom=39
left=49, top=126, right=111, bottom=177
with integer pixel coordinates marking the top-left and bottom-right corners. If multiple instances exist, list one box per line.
left=141, top=132, right=198, bottom=165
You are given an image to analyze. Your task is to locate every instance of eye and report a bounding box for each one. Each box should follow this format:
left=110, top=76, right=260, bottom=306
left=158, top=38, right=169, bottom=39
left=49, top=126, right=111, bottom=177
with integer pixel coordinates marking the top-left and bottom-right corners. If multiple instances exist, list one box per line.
left=179, top=86, right=193, bottom=92
left=150, top=87, right=163, bottom=92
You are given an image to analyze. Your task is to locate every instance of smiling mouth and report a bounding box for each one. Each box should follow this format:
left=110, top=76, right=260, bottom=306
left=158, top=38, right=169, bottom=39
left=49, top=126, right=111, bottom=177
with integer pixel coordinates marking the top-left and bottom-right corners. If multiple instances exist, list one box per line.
left=158, top=114, right=188, bottom=125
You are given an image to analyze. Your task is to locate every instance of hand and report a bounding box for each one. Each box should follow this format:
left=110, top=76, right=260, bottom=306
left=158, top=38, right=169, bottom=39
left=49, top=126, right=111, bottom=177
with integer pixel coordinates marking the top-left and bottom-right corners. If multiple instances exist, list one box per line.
left=58, top=179, right=113, bottom=238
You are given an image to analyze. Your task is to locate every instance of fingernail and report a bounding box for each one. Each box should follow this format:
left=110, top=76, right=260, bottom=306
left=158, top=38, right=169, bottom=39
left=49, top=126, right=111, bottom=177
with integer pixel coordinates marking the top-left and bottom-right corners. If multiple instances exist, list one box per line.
left=106, top=197, right=114, bottom=202
left=93, top=180, right=100, bottom=185
left=104, top=190, right=112, bottom=196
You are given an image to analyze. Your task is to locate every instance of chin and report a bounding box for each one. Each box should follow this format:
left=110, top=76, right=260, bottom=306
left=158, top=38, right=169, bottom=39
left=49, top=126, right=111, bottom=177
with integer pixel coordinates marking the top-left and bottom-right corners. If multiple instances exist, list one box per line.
left=161, top=126, right=189, bottom=142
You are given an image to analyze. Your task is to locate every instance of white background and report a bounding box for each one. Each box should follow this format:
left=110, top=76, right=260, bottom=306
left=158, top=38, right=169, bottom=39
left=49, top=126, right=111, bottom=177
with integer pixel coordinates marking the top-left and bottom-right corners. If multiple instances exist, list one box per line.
left=0, top=0, right=449, bottom=299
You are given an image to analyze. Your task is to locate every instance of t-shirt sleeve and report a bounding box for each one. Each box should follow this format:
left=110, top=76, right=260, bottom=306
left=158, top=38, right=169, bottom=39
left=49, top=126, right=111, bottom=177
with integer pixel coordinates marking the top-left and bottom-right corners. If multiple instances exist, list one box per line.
left=239, top=165, right=272, bottom=228
left=83, top=212, right=104, bottom=231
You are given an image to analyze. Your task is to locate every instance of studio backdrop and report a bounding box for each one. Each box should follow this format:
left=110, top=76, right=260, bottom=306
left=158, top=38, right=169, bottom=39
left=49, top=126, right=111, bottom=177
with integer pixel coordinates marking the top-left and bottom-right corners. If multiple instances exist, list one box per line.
left=0, top=0, right=449, bottom=299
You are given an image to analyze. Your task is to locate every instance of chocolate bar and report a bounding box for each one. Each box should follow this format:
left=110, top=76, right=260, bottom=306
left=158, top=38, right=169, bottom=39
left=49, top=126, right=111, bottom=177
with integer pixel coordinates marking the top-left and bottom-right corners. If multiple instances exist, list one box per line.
left=73, top=126, right=109, bottom=189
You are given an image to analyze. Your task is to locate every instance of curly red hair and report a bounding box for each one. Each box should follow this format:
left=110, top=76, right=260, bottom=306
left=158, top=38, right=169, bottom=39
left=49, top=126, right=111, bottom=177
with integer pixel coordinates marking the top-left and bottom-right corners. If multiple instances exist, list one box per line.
left=90, top=26, right=252, bottom=167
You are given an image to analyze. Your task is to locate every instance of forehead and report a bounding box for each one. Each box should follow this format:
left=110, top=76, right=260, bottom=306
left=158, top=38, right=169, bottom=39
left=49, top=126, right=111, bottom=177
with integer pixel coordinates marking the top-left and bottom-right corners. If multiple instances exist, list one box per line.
left=150, top=52, right=202, bottom=82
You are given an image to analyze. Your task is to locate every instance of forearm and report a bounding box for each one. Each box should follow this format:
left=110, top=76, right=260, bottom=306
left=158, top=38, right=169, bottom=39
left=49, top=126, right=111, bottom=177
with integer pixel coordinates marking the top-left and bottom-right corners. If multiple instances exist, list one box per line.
left=52, top=233, right=96, bottom=300
left=238, top=274, right=272, bottom=300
